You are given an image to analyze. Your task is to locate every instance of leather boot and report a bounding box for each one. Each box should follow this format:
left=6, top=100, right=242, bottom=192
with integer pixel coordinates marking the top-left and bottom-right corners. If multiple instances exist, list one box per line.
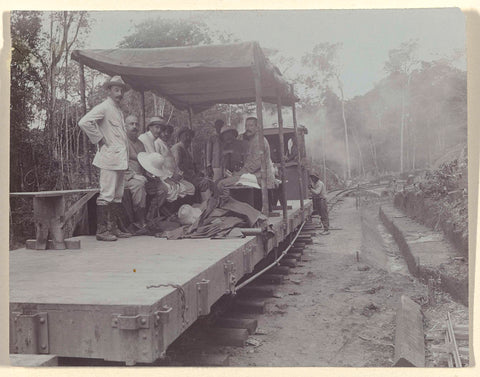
left=200, top=189, right=211, bottom=203
left=109, top=203, right=132, bottom=238
left=133, top=207, right=148, bottom=235
left=96, top=205, right=117, bottom=241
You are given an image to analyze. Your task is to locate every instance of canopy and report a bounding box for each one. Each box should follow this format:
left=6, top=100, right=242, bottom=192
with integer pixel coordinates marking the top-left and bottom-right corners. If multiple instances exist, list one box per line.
left=72, top=41, right=297, bottom=113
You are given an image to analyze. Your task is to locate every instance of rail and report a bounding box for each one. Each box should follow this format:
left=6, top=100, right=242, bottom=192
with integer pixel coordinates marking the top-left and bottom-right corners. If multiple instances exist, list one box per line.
left=235, top=220, right=307, bottom=291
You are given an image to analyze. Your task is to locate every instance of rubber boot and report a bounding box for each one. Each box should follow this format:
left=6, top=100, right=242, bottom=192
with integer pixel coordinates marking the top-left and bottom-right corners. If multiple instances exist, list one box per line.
left=96, top=205, right=117, bottom=241
left=109, top=203, right=132, bottom=238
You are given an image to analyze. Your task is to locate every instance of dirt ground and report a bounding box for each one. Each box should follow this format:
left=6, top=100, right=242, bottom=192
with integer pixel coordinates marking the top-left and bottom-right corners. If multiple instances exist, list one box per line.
left=217, top=196, right=469, bottom=367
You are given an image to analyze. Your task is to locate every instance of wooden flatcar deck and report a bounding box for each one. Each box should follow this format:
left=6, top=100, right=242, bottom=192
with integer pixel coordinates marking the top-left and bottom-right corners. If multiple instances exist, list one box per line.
left=10, top=200, right=312, bottom=364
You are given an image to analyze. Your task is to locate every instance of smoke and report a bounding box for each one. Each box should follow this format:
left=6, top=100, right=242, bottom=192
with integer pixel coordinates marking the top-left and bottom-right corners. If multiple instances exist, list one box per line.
left=299, top=107, right=347, bottom=174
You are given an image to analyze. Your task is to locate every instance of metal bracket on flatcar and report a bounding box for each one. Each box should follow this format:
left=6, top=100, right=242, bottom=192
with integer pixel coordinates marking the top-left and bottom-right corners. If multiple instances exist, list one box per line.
left=154, top=306, right=172, bottom=326
left=224, top=260, right=236, bottom=295
left=243, top=245, right=254, bottom=274
left=111, top=314, right=151, bottom=330
left=11, top=311, right=49, bottom=354
left=196, top=279, right=210, bottom=316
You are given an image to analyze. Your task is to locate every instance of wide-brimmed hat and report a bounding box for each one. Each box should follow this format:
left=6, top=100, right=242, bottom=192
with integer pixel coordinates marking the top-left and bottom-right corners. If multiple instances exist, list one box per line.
left=105, top=75, right=127, bottom=89
left=235, top=173, right=261, bottom=189
left=176, top=126, right=195, bottom=140
left=147, top=116, right=168, bottom=128
left=137, top=152, right=171, bottom=180
left=309, top=172, right=320, bottom=180
left=220, top=126, right=238, bottom=139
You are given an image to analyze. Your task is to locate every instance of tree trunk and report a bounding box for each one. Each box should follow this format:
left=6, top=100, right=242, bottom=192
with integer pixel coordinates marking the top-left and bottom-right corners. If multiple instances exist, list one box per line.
left=337, top=78, right=351, bottom=180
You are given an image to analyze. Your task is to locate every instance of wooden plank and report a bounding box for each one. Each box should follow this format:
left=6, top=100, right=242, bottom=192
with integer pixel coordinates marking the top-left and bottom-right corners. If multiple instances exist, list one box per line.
left=10, top=189, right=99, bottom=198
left=269, top=266, right=291, bottom=275
left=208, top=328, right=249, bottom=347
left=26, top=239, right=80, bottom=250
left=280, top=258, right=297, bottom=268
left=182, top=354, right=230, bottom=366
left=237, top=285, right=278, bottom=298
left=64, top=190, right=99, bottom=223
left=214, top=318, right=258, bottom=335
left=234, top=298, right=266, bottom=314
left=10, top=354, right=58, bottom=367
left=33, top=196, right=66, bottom=250
left=393, top=295, right=425, bottom=367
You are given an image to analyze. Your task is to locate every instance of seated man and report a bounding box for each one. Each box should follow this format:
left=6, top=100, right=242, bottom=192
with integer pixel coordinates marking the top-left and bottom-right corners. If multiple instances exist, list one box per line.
left=155, top=121, right=196, bottom=197
left=171, top=127, right=211, bottom=202
left=124, top=115, right=167, bottom=233
left=219, top=125, right=248, bottom=178
left=217, top=117, right=275, bottom=193
left=138, top=116, right=162, bottom=153
left=139, top=117, right=195, bottom=204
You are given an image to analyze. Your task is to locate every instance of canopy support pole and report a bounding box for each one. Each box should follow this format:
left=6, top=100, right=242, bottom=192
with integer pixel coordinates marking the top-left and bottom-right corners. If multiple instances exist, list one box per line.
left=291, top=84, right=305, bottom=217
left=78, top=62, right=90, bottom=187
left=188, top=106, right=193, bottom=129
left=140, top=90, right=146, bottom=133
left=253, top=47, right=270, bottom=216
left=276, top=88, right=288, bottom=227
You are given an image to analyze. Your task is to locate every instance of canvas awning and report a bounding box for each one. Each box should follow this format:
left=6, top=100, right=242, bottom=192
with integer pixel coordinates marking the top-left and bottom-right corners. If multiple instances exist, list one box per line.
left=72, top=41, right=297, bottom=113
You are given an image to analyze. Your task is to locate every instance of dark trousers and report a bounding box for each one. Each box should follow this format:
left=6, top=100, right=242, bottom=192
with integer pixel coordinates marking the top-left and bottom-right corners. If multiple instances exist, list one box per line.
left=313, top=195, right=329, bottom=230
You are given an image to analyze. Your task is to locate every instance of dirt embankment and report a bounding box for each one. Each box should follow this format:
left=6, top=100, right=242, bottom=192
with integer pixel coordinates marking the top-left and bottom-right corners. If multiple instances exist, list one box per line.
left=394, top=191, right=468, bottom=257
left=209, top=197, right=468, bottom=367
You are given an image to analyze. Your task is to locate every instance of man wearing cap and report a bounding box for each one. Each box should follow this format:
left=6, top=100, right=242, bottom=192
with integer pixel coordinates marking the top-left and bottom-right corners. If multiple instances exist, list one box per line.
left=139, top=116, right=164, bottom=153
left=219, top=125, right=247, bottom=177
left=205, top=119, right=224, bottom=181
left=124, top=115, right=169, bottom=234
left=217, top=117, right=275, bottom=192
left=310, top=173, right=329, bottom=234
left=78, top=75, right=132, bottom=241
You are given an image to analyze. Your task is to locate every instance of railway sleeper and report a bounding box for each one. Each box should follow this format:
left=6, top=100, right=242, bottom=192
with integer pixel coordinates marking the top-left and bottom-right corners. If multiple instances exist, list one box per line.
left=255, top=273, right=286, bottom=284
left=280, top=258, right=297, bottom=268
left=234, top=298, right=266, bottom=314
left=237, top=285, right=279, bottom=298
left=207, top=328, right=250, bottom=347
left=213, top=318, right=258, bottom=335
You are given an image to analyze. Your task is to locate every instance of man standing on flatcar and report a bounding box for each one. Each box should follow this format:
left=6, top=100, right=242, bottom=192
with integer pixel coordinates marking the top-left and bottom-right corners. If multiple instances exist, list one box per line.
left=78, top=76, right=132, bottom=241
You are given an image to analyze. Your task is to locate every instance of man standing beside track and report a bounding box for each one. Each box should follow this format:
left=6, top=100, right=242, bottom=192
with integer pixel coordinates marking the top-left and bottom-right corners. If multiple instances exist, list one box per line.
left=310, top=173, right=330, bottom=235
left=78, top=75, right=132, bottom=241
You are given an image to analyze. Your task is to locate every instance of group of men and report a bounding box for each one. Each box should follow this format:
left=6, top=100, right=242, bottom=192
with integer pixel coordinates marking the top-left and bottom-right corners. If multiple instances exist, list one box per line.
left=78, top=75, right=281, bottom=242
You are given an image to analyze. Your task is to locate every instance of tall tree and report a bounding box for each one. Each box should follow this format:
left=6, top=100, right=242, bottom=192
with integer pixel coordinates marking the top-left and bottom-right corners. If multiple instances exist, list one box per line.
left=302, top=43, right=352, bottom=180
left=10, top=11, right=43, bottom=191
left=384, top=39, right=419, bottom=173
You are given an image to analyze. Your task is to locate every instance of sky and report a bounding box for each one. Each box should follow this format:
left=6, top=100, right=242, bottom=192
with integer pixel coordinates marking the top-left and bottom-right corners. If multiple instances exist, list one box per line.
left=85, top=8, right=466, bottom=99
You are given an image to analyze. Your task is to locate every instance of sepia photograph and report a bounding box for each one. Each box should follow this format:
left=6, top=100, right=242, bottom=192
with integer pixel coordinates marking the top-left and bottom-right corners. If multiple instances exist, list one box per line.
left=7, top=7, right=470, bottom=368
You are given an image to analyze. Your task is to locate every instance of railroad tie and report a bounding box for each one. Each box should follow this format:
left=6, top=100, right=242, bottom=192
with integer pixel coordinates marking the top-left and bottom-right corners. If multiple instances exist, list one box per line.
left=256, top=274, right=286, bottom=284
left=280, top=259, right=297, bottom=268
left=237, top=285, right=279, bottom=298
left=289, top=247, right=304, bottom=255
left=208, top=328, right=250, bottom=347
left=285, top=253, right=302, bottom=261
left=234, top=298, right=266, bottom=314
left=269, top=266, right=291, bottom=275
left=214, top=318, right=258, bottom=335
